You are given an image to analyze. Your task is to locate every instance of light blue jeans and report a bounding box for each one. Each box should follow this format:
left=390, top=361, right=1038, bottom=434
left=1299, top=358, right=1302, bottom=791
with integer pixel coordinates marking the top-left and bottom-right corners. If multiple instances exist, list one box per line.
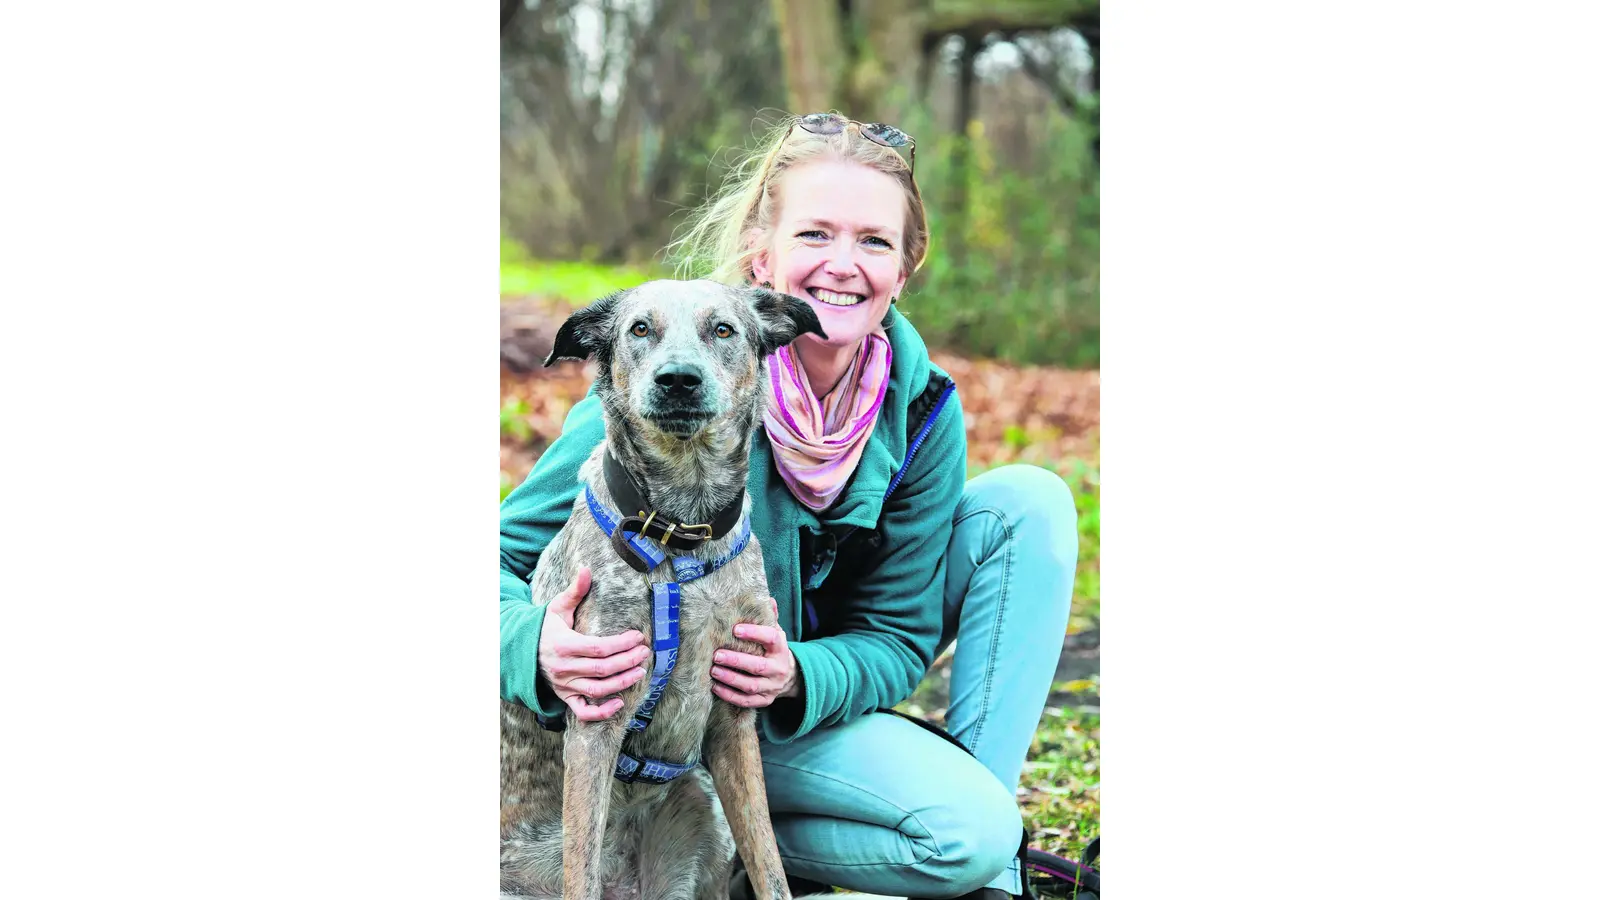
left=759, top=464, right=1079, bottom=897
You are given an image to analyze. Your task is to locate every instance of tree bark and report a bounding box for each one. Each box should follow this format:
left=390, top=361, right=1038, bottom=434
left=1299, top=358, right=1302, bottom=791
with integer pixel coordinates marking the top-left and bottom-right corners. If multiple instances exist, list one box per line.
left=845, top=0, right=930, bottom=121
left=948, top=32, right=980, bottom=267
left=771, top=0, right=846, bottom=113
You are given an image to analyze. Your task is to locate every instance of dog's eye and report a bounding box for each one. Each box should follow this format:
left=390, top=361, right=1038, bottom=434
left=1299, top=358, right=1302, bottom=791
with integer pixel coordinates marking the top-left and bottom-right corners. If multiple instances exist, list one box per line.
left=714, top=324, right=734, bottom=339
left=630, top=321, right=650, bottom=338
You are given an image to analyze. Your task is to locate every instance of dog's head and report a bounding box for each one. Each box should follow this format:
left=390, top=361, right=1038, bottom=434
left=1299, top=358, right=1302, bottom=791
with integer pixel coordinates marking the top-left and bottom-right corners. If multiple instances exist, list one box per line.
left=545, top=279, right=826, bottom=441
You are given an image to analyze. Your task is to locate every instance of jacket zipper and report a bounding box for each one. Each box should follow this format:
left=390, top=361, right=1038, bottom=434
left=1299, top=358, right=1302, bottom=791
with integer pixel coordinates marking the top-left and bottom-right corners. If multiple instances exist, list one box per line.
left=803, top=379, right=957, bottom=636
left=838, top=379, right=957, bottom=547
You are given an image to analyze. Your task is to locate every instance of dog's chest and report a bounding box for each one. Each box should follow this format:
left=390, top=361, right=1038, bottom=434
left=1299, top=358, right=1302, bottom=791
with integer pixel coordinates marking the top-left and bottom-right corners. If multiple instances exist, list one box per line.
left=620, top=577, right=733, bottom=765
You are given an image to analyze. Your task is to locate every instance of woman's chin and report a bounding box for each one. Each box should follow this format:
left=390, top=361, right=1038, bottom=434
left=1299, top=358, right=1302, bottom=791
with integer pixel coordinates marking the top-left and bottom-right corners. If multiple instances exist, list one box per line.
left=797, top=298, right=886, bottom=341
left=791, top=328, right=862, bottom=355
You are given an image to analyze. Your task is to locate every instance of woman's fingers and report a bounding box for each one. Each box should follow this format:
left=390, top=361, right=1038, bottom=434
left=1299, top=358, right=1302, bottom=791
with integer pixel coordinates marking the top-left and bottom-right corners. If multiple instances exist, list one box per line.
left=546, top=567, right=593, bottom=627
left=567, top=629, right=648, bottom=657
left=564, top=694, right=624, bottom=721
left=711, top=681, right=767, bottom=709
left=710, top=665, right=769, bottom=695
left=733, top=623, right=784, bottom=648
left=551, top=641, right=650, bottom=679
left=714, top=649, right=771, bottom=677
left=567, top=666, right=648, bottom=700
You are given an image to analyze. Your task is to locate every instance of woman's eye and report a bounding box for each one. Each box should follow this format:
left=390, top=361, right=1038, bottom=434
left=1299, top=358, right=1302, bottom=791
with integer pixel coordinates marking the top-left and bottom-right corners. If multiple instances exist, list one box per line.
left=630, top=321, right=650, bottom=337
left=797, top=230, right=827, bottom=241
left=714, top=323, right=734, bottom=339
left=864, top=235, right=894, bottom=249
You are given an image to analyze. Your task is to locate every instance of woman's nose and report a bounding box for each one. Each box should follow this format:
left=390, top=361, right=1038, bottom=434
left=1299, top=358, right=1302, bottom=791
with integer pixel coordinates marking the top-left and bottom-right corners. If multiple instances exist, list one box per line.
left=823, top=239, right=856, bottom=276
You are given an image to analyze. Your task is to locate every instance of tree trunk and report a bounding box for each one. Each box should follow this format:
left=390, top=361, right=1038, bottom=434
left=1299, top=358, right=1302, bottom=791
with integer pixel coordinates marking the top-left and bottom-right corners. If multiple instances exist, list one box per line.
left=948, top=32, right=979, bottom=267
left=916, top=31, right=940, bottom=105
left=843, top=0, right=929, bottom=121
left=771, top=0, right=845, bottom=113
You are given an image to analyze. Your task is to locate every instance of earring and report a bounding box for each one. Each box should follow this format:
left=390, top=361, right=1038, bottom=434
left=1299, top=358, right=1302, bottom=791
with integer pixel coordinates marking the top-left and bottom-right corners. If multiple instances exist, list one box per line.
left=760, top=281, right=773, bottom=288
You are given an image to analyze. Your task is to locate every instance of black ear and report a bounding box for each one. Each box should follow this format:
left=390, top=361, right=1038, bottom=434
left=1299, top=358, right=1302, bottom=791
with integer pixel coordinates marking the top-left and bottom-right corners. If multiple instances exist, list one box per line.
left=543, top=290, right=624, bottom=366
left=747, top=287, right=827, bottom=356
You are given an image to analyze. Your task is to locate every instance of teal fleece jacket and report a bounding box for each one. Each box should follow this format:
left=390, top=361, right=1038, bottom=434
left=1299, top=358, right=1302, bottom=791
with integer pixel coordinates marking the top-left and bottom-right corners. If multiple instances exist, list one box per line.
left=500, top=307, right=966, bottom=743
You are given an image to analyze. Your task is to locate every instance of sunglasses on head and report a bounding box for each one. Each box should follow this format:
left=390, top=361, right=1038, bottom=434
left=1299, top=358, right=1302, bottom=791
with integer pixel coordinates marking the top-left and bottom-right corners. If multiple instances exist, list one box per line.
left=793, top=112, right=917, bottom=177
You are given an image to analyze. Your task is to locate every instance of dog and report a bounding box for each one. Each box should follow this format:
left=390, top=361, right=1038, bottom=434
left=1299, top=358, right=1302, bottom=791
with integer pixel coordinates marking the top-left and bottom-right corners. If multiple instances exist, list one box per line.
left=501, top=279, right=826, bottom=900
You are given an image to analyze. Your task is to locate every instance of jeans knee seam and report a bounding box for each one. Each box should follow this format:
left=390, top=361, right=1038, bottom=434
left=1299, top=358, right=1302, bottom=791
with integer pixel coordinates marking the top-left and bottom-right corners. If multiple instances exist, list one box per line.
left=956, top=504, right=1015, bottom=757
left=761, top=761, right=946, bottom=863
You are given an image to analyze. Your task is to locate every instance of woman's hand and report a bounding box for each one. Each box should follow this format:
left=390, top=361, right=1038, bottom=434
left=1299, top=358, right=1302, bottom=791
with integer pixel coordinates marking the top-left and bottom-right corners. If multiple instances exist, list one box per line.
left=711, top=598, right=799, bottom=708
left=537, top=567, right=651, bottom=722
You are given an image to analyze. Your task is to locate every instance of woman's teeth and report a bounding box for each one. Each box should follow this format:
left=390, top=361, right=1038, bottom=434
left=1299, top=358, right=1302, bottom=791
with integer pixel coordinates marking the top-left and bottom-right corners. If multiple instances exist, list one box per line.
left=809, top=288, right=865, bottom=307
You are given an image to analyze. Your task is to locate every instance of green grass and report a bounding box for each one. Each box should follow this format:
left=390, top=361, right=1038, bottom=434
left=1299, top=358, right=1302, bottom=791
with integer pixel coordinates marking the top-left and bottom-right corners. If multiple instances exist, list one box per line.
left=1063, top=460, right=1100, bottom=633
left=501, top=237, right=663, bottom=302
left=1019, top=696, right=1101, bottom=860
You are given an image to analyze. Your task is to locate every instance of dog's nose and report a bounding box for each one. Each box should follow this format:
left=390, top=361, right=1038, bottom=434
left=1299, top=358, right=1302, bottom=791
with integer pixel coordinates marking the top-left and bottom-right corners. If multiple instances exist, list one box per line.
left=654, top=364, right=703, bottom=394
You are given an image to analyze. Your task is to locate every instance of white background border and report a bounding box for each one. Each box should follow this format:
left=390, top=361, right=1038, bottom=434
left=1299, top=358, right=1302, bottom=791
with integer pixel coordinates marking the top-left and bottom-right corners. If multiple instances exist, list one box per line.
left=3, top=2, right=1598, bottom=896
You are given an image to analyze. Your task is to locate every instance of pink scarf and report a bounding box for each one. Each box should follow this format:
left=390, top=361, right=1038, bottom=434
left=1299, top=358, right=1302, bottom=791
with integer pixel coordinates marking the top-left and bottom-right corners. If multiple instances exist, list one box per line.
left=763, top=332, right=893, bottom=512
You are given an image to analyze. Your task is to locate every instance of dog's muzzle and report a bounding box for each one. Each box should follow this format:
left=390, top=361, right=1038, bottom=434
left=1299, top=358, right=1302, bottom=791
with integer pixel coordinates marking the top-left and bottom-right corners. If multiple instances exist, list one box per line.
left=645, top=362, right=715, bottom=435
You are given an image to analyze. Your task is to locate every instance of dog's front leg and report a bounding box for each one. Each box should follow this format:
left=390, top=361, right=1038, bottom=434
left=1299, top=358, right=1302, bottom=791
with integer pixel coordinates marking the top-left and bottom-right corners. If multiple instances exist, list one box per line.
left=562, top=718, right=626, bottom=900
left=705, top=704, right=791, bottom=900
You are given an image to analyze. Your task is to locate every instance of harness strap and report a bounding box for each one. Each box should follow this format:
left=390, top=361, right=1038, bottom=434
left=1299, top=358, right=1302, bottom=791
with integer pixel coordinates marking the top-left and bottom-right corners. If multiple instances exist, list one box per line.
left=625, top=582, right=680, bottom=734
left=614, top=749, right=698, bottom=784
left=533, top=484, right=751, bottom=784
left=585, top=485, right=753, bottom=582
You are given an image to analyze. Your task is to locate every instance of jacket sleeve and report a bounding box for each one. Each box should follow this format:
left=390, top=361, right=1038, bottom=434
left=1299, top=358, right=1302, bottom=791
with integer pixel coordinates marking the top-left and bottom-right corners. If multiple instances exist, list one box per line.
left=500, top=394, right=605, bottom=714
left=763, top=388, right=967, bottom=743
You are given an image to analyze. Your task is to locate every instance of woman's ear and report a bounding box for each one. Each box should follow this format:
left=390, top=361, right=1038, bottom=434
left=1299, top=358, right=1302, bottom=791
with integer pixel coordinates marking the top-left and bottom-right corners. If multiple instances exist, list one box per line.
left=748, top=233, right=774, bottom=287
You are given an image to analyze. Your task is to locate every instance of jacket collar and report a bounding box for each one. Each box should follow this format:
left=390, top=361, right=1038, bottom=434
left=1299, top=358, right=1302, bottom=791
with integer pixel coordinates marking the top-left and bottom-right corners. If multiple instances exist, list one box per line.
left=768, top=306, right=938, bottom=532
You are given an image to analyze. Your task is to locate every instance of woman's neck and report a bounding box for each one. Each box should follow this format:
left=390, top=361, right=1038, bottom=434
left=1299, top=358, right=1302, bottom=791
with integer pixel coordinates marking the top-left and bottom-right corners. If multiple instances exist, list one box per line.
left=794, top=338, right=862, bottom=399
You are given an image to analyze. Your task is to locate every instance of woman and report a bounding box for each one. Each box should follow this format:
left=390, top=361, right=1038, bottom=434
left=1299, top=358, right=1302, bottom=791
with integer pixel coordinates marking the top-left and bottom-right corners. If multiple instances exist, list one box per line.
left=500, top=112, right=1079, bottom=900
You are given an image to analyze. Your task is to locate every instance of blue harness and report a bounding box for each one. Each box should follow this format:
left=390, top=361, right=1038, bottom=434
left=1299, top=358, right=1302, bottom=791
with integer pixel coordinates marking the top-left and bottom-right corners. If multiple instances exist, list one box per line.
left=536, top=483, right=752, bottom=786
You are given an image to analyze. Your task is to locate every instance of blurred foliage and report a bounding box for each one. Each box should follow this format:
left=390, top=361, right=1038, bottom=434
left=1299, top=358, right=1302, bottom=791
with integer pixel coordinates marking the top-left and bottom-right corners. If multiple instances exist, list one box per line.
left=501, top=237, right=664, bottom=299
left=906, top=106, right=1100, bottom=367
left=1067, top=459, right=1100, bottom=631
left=500, top=395, right=533, bottom=443
left=502, top=3, right=1099, bottom=368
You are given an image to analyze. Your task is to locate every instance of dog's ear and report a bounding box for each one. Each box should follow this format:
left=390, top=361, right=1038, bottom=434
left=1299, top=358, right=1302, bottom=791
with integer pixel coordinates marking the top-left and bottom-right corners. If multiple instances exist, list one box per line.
left=544, top=290, right=625, bottom=366
left=747, top=287, right=827, bottom=356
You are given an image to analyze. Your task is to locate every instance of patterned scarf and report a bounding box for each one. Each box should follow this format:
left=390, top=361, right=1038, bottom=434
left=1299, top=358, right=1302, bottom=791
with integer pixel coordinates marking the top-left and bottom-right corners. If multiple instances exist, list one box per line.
left=763, top=331, right=893, bottom=512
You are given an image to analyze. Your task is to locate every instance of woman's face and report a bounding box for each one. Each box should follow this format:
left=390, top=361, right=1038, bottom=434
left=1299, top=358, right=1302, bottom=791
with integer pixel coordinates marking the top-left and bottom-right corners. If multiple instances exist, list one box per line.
left=752, top=159, right=909, bottom=353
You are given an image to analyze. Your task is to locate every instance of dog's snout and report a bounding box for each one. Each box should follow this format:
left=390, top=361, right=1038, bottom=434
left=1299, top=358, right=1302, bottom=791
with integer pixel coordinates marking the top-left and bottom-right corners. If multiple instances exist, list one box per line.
left=654, top=363, right=703, bottom=394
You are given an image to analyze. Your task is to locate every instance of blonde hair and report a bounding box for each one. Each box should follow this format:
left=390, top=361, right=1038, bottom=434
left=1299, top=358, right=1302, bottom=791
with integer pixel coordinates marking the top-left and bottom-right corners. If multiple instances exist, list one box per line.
left=667, top=113, right=930, bottom=287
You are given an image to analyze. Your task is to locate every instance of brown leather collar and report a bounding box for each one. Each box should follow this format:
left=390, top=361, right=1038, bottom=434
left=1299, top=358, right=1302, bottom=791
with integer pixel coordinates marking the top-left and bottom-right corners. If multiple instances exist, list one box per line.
left=602, top=449, right=745, bottom=559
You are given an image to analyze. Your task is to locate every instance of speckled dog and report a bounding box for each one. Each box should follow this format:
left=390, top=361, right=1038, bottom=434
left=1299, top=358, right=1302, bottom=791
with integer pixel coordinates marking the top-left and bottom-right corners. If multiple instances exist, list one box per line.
left=501, top=280, right=826, bottom=900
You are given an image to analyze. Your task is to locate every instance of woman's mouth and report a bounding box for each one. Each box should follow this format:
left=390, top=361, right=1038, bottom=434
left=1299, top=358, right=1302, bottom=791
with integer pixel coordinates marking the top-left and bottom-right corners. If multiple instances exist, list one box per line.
left=805, top=287, right=867, bottom=308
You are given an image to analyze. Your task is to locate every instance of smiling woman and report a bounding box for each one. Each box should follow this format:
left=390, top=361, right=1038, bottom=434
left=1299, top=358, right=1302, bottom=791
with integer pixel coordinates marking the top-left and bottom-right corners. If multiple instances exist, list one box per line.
left=505, top=112, right=1081, bottom=900
left=753, top=160, right=906, bottom=398
left=666, top=114, right=1079, bottom=900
